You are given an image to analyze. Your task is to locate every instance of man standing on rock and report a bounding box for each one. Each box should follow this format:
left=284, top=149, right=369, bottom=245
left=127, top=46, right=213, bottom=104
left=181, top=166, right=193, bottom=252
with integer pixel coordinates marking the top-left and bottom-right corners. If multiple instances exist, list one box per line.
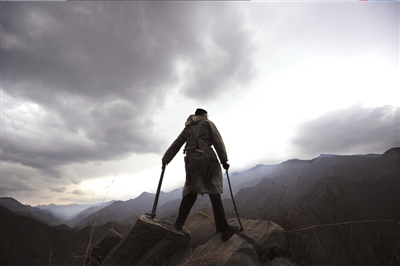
left=162, top=108, right=238, bottom=242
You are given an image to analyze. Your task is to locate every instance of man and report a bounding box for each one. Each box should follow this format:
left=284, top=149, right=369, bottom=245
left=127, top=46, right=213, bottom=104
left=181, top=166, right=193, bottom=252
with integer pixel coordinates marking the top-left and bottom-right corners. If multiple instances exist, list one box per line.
left=162, top=108, right=238, bottom=242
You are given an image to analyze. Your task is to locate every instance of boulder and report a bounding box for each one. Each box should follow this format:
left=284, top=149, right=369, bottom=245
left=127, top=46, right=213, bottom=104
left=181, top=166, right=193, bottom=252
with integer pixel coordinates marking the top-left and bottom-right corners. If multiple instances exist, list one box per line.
left=177, top=234, right=259, bottom=265
left=184, top=210, right=286, bottom=257
left=228, top=218, right=286, bottom=258
left=184, top=210, right=217, bottom=247
left=89, top=229, right=123, bottom=265
left=179, top=210, right=287, bottom=265
left=264, top=257, right=299, bottom=266
left=101, top=211, right=291, bottom=266
left=102, top=214, right=190, bottom=266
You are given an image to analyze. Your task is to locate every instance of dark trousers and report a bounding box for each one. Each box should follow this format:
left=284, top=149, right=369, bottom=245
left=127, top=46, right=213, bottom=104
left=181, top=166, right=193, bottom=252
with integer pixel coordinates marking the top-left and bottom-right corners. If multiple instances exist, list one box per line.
left=176, top=193, right=230, bottom=233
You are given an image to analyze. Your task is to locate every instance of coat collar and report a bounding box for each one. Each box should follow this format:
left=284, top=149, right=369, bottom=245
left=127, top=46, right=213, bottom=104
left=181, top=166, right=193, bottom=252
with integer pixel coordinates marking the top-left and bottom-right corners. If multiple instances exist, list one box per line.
left=185, top=115, right=207, bottom=126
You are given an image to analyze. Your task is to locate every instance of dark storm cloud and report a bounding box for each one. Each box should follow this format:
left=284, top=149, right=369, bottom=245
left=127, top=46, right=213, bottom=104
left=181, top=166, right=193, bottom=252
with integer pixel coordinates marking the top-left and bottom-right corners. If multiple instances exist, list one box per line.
left=179, top=4, right=256, bottom=100
left=1, top=2, right=256, bottom=178
left=292, top=105, right=400, bottom=157
left=72, top=189, right=84, bottom=195
left=50, top=187, right=67, bottom=193
left=1, top=179, right=36, bottom=193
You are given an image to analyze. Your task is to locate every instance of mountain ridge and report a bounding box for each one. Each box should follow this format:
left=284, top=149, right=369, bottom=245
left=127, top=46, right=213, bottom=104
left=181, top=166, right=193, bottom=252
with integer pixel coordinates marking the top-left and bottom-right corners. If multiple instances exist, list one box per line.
left=2, top=147, right=398, bottom=228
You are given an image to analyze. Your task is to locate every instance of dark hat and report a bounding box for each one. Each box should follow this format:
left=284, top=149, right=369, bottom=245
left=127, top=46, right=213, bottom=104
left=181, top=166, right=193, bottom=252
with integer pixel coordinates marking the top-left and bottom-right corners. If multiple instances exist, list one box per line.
left=195, top=108, right=208, bottom=115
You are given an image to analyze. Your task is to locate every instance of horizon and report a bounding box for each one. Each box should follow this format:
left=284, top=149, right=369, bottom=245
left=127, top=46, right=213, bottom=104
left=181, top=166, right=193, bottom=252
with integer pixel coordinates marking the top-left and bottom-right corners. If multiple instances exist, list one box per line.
left=2, top=147, right=397, bottom=208
left=2, top=2, right=399, bottom=205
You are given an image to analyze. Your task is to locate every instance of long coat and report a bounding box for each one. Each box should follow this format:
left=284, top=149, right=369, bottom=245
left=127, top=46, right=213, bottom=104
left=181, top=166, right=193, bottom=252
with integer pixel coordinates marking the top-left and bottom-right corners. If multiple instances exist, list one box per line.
left=162, top=115, right=228, bottom=196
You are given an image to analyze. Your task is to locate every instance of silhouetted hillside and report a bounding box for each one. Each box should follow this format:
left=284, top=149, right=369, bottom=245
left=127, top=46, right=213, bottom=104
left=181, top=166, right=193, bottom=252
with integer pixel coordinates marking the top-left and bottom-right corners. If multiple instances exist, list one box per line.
left=75, top=189, right=182, bottom=228
left=65, top=201, right=115, bottom=227
left=222, top=164, right=277, bottom=198
left=223, top=177, right=289, bottom=218
left=71, top=165, right=277, bottom=227
left=0, top=197, right=63, bottom=225
left=296, top=175, right=399, bottom=219
left=0, top=205, right=131, bottom=266
left=229, top=148, right=399, bottom=218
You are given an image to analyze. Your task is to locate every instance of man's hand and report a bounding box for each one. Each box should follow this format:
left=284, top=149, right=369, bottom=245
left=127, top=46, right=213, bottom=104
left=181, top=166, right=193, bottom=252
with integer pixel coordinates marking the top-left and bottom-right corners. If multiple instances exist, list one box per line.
left=162, top=158, right=168, bottom=167
left=222, top=162, right=230, bottom=170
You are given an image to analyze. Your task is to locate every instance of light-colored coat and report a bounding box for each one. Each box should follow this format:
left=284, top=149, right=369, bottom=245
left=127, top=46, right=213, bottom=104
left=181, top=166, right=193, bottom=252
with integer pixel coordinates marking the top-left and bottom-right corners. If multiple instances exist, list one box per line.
left=162, top=115, right=228, bottom=196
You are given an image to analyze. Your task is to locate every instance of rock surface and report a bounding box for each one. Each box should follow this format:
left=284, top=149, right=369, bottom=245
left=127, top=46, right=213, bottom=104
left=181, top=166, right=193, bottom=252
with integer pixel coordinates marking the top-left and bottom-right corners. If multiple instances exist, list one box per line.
left=184, top=210, right=218, bottom=247
left=185, top=210, right=286, bottom=250
left=100, top=211, right=291, bottom=266
left=177, top=234, right=259, bottom=265
left=228, top=217, right=286, bottom=258
left=90, top=229, right=123, bottom=265
left=102, top=214, right=189, bottom=266
left=264, top=257, right=299, bottom=266
left=179, top=210, right=287, bottom=265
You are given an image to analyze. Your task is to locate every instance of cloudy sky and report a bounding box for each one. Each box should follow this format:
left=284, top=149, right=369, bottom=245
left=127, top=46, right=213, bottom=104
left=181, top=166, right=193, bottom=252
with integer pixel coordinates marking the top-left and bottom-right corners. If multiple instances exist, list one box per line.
left=1, top=2, right=399, bottom=206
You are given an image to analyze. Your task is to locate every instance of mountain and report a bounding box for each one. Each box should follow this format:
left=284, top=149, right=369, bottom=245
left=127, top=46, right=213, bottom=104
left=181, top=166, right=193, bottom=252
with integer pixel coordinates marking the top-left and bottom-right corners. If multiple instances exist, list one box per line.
left=222, top=164, right=277, bottom=198
left=74, top=189, right=183, bottom=228
left=4, top=148, right=398, bottom=229
left=0, top=205, right=131, bottom=266
left=73, top=165, right=277, bottom=228
left=224, top=176, right=290, bottom=218
left=296, top=175, right=400, bottom=220
left=73, top=147, right=397, bottom=226
left=0, top=197, right=63, bottom=225
left=36, top=202, right=114, bottom=220
left=142, top=164, right=278, bottom=222
left=65, top=201, right=115, bottom=227
left=227, top=147, right=400, bottom=221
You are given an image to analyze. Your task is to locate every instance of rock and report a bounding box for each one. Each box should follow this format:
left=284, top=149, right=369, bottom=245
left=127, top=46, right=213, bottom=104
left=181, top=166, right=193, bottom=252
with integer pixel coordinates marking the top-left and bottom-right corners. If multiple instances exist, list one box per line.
left=100, top=211, right=290, bottom=266
left=176, top=211, right=287, bottom=265
left=184, top=210, right=286, bottom=259
left=228, top=218, right=286, bottom=258
left=102, top=214, right=190, bottom=266
left=184, top=210, right=217, bottom=247
left=177, top=234, right=259, bottom=265
left=264, top=257, right=299, bottom=266
left=89, top=229, right=123, bottom=265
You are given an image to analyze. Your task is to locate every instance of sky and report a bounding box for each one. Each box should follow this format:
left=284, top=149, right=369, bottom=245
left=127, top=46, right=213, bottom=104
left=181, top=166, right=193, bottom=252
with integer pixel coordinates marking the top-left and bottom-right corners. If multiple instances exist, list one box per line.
left=1, top=2, right=399, bottom=206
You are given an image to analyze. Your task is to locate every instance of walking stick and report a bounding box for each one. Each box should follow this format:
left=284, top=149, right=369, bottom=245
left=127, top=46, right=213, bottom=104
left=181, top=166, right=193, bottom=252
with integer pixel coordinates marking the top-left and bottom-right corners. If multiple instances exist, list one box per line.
left=226, top=170, right=244, bottom=232
left=146, top=164, right=166, bottom=219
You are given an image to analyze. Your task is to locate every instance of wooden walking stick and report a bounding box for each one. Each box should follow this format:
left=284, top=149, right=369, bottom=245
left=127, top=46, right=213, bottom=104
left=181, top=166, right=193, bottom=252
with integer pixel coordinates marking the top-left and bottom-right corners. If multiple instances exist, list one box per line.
left=145, top=164, right=166, bottom=219
left=226, top=169, right=244, bottom=231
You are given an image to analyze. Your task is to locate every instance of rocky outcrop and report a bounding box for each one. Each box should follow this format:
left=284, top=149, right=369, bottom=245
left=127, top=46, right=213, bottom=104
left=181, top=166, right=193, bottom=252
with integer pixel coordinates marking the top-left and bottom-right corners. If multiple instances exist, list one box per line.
left=265, top=257, right=299, bottom=266
left=101, top=210, right=294, bottom=265
left=101, top=214, right=190, bottom=265
left=183, top=210, right=217, bottom=247
left=89, top=228, right=123, bottom=265
left=229, top=217, right=286, bottom=259
left=177, top=234, right=259, bottom=265
left=180, top=210, right=287, bottom=265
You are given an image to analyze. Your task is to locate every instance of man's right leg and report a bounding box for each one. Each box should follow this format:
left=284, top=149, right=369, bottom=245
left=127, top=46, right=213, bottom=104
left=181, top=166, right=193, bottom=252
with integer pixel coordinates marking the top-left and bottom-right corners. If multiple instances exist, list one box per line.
left=175, top=193, right=197, bottom=229
left=209, top=194, right=239, bottom=242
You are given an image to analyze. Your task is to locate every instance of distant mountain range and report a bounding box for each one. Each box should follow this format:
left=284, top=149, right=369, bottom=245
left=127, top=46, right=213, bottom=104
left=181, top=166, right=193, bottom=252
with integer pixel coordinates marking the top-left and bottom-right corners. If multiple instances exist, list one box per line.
left=1, top=148, right=398, bottom=228
left=36, top=201, right=114, bottom=220
left=0, top=197, right=64, bottom=226
left=225, top=147, right=399, bottom=222
left=0, top=164, right=277, bottom=228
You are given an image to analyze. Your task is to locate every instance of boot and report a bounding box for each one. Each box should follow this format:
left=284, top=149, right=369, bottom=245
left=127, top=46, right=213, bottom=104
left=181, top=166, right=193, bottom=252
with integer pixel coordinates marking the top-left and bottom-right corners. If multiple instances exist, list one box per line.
left=173, top=222, right=191, bottom=241
left=221, top=225, right=239, bottom=242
